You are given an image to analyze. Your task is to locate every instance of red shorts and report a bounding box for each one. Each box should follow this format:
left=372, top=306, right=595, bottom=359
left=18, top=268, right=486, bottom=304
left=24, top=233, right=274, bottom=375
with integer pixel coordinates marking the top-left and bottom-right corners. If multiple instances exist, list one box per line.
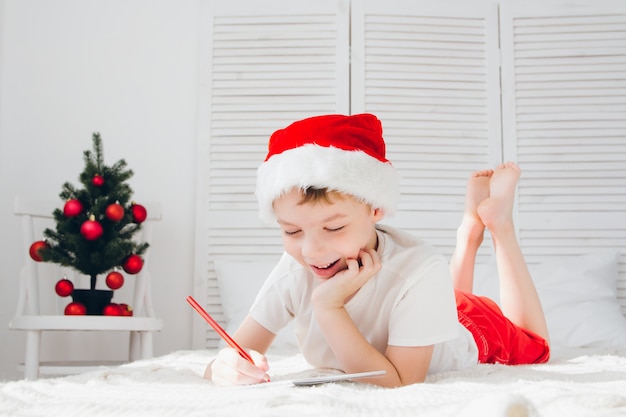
left=455, top=290, right=550, bottom=365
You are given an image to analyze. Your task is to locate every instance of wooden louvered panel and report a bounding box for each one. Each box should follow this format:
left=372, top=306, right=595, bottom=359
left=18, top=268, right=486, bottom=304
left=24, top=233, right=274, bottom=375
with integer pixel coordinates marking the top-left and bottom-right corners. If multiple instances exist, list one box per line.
left=500, top=0, right=626, bottom=314
left=193, top=0, right=349, bottom=349
left=352, top=0, right=500, bottom=260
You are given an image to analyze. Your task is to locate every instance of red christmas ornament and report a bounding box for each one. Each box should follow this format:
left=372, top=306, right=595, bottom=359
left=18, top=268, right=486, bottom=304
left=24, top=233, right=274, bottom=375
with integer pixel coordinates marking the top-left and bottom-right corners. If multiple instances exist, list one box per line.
left=122, top=254, right=143, bottom=274
left=105, top=202, right=125, bottom=222
left=119, top=303, right=133, bottom=316
left=63, top=199, right=83, bottom=217
left=92, top=174, right=105, bottom=187
left=64, top=302, right=87, bottom=315
left=80, top=215, right=103, bottom=240
left=29, top=240, right=50, bottom=262
left=55, top=278, right=74, bottom=297
left=105, top=271, right=124, bottom=290
left=103, top=303, right=123, bottom=316
left=131, top=203, right=147, bottom=223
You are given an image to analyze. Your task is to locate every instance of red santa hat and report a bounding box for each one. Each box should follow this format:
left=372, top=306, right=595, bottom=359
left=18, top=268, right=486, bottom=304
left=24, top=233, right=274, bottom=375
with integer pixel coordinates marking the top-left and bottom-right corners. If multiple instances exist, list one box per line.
left=256, top=113, right=399, bottom=223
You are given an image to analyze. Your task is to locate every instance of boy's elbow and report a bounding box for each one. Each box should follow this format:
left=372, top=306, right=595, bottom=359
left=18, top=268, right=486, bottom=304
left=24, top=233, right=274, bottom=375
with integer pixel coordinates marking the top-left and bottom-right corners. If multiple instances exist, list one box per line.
left=376, top=373, right=427, bottom=388
left=400, top=375, right=427, bottom=386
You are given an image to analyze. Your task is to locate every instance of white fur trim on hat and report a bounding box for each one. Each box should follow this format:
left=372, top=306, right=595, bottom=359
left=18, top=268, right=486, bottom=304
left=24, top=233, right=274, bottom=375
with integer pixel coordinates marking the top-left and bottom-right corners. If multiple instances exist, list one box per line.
left=256, top=144, right=399, bottom=224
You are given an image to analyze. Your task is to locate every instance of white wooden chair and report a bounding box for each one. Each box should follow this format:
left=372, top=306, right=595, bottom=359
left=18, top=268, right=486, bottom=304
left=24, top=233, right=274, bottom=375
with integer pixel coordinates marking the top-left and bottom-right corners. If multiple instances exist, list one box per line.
left=9, top=196, right=163, bottom=379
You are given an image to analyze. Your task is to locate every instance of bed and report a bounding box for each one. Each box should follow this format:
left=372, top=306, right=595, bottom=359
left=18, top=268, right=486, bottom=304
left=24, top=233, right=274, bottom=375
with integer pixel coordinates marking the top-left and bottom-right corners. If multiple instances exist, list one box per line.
left=2, top=252, right=626, bottom=417
left=1, top=347, right=625, bottom=417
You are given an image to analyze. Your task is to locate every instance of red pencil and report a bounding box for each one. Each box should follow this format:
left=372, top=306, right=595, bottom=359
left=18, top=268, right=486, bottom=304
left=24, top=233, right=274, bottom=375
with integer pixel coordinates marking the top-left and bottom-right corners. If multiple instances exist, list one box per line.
left=186, top=295, right=254, bottom=364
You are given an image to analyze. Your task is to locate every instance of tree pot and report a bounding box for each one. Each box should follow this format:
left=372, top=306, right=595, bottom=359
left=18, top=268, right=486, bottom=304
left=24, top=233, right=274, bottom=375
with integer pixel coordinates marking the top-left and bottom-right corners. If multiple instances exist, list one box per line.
left=71, top=289, right=113, bottom=315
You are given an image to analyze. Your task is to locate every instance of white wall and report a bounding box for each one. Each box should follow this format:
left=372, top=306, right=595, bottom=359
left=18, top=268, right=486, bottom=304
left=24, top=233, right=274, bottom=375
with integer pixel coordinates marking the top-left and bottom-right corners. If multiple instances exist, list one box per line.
left=0, top=0, right=200, bottom=380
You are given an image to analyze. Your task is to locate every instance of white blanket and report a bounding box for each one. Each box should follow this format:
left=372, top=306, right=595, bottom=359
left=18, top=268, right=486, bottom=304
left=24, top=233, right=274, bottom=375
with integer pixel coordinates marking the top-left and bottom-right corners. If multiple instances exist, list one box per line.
left=1, top=348, right=625, bottom=417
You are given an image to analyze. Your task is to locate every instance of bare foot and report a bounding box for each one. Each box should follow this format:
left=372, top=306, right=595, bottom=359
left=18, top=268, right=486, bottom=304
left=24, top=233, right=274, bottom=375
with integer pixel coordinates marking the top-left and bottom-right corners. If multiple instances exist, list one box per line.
left=458, top=169, right=493, bottom=244
left=477, top=162, right=521, bottom=232
left=450, top=169, right=493, bottom=292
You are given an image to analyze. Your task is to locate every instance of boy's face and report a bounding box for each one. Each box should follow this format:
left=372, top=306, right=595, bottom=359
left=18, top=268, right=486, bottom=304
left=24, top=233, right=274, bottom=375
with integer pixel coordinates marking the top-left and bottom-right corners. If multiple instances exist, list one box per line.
left=273, top=188, right=384, bottom=280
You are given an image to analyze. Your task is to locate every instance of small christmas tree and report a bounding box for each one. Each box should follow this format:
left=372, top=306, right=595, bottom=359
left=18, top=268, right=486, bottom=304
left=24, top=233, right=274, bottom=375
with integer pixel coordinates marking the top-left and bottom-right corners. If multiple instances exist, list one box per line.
left=29, top=133, right=149, bottom=315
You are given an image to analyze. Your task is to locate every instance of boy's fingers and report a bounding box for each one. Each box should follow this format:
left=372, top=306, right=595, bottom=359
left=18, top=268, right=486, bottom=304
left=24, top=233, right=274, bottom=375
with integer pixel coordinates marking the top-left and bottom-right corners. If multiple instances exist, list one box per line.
left=212, top=363, right=267, bottom=386
left=361, top=248, right=382, bottom=271
left=249, top=350, right=270, bottom=372
left=212, top=348, right=269, bottom=385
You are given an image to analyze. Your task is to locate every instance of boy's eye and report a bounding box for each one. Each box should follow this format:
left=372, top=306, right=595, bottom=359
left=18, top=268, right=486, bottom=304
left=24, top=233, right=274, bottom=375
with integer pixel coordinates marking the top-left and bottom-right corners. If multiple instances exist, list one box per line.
left=283, top=229, right=300, bottom=236
left=326, top=226, right=345, bottom=232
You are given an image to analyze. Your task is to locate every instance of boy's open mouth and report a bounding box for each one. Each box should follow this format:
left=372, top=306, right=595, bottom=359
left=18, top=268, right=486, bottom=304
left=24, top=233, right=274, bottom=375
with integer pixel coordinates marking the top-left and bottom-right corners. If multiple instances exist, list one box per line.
left=310, top=259, right=342, bottom=278
left=312, top=260, right=339, bottom=270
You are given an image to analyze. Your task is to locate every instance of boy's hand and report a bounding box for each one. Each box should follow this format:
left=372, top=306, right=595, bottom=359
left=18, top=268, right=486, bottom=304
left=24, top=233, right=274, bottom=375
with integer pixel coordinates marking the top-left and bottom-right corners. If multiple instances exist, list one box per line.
left=311, top=248, right=381, bottom=309
left=207, top=347, right=270, bottom=386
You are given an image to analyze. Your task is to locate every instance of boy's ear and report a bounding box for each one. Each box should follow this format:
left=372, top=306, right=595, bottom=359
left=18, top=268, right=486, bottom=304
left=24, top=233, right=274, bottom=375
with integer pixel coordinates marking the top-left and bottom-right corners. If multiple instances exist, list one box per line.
left=372, top=207, right=385, bottom=222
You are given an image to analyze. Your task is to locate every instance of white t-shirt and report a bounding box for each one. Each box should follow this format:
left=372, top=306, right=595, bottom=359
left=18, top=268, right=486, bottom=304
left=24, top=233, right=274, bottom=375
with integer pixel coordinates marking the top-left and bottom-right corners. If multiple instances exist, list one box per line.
left=249, top=224, right=478, bottom=374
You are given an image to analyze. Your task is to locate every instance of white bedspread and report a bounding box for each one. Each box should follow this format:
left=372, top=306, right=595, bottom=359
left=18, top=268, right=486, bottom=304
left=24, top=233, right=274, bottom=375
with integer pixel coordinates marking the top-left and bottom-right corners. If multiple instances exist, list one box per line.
left=1, top=348, right=625, bottom=417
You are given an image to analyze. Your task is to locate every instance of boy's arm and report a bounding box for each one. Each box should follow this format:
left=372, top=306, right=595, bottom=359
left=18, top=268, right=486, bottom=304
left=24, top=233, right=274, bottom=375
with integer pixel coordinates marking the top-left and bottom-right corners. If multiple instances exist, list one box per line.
left=312, top=248, right=434, bottom=387
left=314, top=306, right=433, bottom=387
left=233, top=315, right=277, bottom=354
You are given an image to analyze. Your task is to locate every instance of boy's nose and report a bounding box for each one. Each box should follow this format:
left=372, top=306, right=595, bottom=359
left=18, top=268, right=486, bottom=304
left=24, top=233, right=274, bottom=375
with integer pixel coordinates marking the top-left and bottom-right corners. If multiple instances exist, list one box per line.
left=301, top=235, right=324, bottom=259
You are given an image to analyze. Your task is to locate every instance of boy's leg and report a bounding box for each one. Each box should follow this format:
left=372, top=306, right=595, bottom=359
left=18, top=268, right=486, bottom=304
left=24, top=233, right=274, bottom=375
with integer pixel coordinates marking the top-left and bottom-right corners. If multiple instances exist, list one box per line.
left=450, top=169, right=493, bottom=292
left=477, top=162, right=550, bottom=343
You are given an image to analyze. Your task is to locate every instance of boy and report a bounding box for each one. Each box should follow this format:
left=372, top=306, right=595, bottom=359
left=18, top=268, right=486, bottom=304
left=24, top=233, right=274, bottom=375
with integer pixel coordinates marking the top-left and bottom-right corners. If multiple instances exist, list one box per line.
left=205, top=113, right=550, bottom=387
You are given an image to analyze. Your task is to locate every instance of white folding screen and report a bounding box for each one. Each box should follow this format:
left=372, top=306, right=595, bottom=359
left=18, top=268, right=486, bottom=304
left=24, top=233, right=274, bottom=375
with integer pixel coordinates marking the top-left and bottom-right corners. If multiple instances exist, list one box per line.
left=500, top=0, right=626, bottom=312
left=195, top=0, right=626, bottom=348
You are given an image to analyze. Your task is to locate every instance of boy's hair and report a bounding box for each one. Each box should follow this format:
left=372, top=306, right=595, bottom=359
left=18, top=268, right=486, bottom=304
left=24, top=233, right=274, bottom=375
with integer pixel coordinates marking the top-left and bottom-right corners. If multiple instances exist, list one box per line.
left=256, top=114, right=399, bottom=224
left=298, top=187, right=366, bottom=207
left=299, top=187, right=334, bottom=205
